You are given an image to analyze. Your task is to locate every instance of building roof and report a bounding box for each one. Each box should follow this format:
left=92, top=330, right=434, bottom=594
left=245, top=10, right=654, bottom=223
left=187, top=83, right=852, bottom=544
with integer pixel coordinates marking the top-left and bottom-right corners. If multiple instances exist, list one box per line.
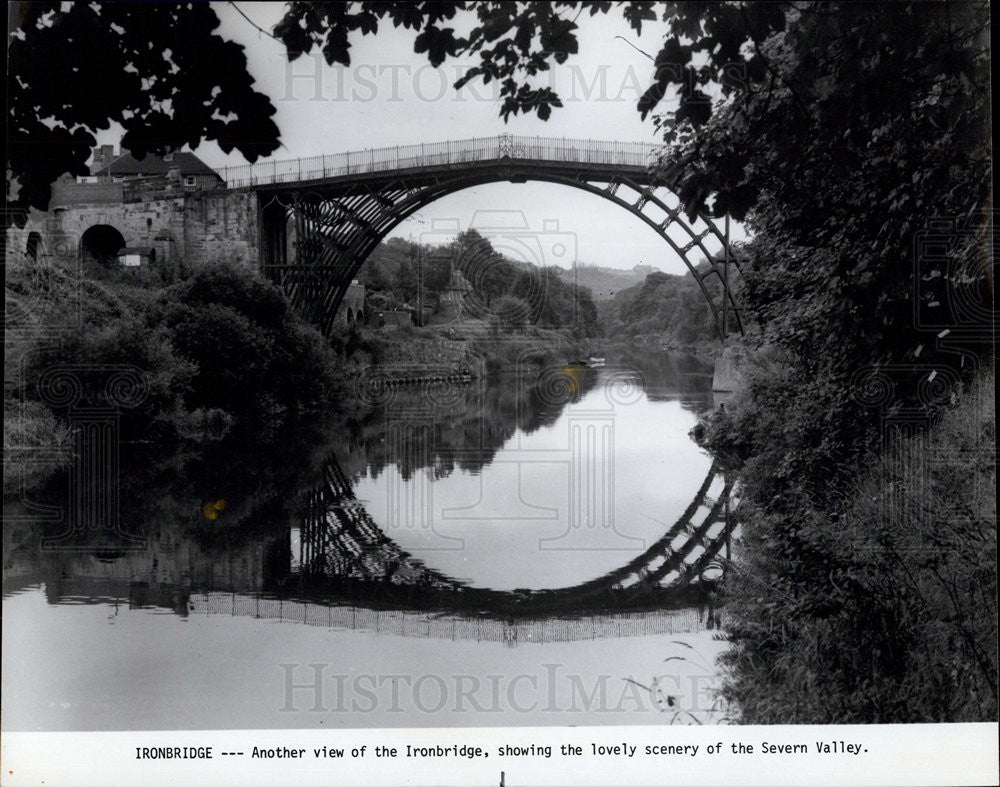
left=93, top=151, right=220, bottom=179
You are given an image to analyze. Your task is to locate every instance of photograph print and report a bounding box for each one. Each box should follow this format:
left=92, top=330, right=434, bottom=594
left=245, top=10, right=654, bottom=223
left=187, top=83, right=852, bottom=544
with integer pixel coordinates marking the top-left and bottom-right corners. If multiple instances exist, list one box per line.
left=3, top=0, right=995, bottom=777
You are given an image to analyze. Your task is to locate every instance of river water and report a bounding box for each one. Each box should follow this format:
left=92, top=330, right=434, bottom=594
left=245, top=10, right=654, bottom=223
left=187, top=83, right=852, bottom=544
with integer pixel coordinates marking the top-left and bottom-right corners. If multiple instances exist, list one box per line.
left=3, top=350, right=734, bottom=730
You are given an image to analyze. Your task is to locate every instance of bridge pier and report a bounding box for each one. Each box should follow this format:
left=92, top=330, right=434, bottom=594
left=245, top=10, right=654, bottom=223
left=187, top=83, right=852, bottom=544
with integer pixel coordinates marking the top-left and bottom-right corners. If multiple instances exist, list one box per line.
left=712, top=345, right=742, bottom=393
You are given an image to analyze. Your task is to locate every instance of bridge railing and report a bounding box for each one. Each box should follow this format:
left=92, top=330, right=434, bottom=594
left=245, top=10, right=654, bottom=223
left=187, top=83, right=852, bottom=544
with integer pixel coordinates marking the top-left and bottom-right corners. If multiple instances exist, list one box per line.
left=217, top=135, right=662, bottom=189
left=188, top=591, right=708, bottom=641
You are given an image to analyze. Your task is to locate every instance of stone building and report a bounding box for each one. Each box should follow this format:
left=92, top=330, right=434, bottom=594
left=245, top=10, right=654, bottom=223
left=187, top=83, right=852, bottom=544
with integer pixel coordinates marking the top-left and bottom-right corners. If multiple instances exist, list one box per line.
left=87, top=145, right=223, bottom=192
left=339, top=280, right=366, bottom=325
left=6, top=147, right=258, bottom=273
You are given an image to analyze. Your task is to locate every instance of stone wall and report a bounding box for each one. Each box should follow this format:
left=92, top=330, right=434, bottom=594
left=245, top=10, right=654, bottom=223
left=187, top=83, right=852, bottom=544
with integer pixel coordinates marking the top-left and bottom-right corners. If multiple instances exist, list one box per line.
left=181, top=190, right=259, bottom=268
left=5, top=188, right=261, bottom=272
left=50, top=180, right=124, bottom=207
left=338, top=280, right=366, bottom=324
left=712, top=344, right=743, bottom=392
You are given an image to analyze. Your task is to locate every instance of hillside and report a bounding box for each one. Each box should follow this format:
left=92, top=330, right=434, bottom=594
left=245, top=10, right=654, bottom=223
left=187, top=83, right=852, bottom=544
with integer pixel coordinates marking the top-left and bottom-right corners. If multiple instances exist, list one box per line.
left=598, top=268, right=721, bottom=351
left=356, top=230, right=599, bottom=335
left=553, top=264, right=652, bottom=301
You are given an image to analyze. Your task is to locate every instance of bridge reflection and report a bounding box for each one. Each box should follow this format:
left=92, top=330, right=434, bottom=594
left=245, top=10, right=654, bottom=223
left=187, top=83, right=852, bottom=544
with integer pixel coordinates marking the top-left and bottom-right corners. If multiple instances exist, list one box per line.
left=276, top=449, right=735, bottom=619
left=3, top=353, right=734, bottom=637
left=4, top=457, right=734, bottom=638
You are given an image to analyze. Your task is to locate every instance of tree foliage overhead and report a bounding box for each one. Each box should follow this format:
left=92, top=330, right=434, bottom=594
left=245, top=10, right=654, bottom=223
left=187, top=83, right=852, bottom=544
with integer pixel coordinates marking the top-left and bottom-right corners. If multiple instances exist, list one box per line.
left=272, top=1, right=782, bottom=130
left=273, top=2, right=989, bottom=220
left=11, top=2, right=989, bottom=235
left=7, top=1, right=280, bottom=224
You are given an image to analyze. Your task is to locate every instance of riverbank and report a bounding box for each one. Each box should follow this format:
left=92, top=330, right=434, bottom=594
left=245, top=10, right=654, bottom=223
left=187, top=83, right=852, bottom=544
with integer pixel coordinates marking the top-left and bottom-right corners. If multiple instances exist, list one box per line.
left=329, top=322, right=593, bottom=382
left=4, top=259, right=593, bottom=495
left=699, top=361, right=996, bottom=723
left=4, top=258, right=343, bottom=496
left=594, top=338, right=721, bottom=364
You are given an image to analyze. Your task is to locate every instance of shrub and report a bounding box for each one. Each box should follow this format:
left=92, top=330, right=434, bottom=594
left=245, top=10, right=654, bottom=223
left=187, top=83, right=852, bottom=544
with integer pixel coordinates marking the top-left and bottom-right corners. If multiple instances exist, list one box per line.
left=11, top=259, right=343, bottom=461
left=717, top=370, right=997, bottom=723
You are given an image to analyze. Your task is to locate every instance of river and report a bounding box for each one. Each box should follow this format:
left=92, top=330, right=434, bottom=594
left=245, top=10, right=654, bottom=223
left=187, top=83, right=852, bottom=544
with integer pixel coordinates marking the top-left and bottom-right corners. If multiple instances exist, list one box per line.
left=2, top=350, right=735, bottom=730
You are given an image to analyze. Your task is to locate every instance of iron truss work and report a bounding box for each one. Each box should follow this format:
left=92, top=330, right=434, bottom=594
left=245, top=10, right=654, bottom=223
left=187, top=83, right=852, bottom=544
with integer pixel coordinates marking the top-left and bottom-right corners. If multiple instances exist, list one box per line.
left=248, top=134, right=745, bottom=338
left=284, top=451, right=736, bottom=618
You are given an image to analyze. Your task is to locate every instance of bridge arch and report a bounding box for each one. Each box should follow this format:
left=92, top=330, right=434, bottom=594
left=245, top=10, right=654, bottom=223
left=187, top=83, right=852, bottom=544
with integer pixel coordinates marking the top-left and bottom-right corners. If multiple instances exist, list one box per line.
left=80, top=223, right=126, bottom=265
left=250, top=135, right=743, bottom=337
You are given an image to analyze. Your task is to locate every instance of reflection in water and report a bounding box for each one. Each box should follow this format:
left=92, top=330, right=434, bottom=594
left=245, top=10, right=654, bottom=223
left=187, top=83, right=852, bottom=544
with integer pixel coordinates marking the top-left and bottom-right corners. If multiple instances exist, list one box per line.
left=289, top=448, right=733, bottom=613
left=3, top=350, right=736, bottom=730
left=346, top=354, right=725, bottom=589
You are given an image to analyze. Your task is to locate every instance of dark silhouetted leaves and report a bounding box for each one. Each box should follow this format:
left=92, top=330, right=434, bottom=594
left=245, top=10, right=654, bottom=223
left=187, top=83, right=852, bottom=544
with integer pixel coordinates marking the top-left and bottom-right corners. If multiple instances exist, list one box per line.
left=7, top=2, right=281, bottom=226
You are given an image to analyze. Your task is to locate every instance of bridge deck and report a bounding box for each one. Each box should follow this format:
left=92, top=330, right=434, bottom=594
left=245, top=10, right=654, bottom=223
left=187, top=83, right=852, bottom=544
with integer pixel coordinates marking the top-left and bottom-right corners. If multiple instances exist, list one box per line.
left=219, top=134, right=663, bottom=191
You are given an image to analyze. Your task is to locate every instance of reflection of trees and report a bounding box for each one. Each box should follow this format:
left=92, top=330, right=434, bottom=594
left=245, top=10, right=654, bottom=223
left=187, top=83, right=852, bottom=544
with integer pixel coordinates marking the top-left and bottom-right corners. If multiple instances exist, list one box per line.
left=329, top=352, right=711, bottom=487
left=4, top=352, right=723, bottom=618
left=338, top=364, right=599, bottom=484
left=614, top=348, right=713, bottom=394
left=3, top=415, right=339, bottom=579
left=4, top=362, right=597, bottom=584
left=2, top=415, right=346, bottom=607
left=611, top=348, right=714, bottom=415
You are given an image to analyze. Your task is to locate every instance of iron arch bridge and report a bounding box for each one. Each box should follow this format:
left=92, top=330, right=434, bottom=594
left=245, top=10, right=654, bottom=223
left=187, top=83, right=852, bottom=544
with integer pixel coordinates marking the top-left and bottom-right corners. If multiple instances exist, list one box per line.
left=222, top=134, right=743, bottom=338
left=269, top=450, right=737, bottom=620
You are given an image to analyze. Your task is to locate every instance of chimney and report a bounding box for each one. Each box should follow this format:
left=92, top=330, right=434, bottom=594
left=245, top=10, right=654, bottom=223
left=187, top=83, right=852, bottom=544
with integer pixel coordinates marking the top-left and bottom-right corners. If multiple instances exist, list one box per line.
left=90, top=144, right=116, bottom=174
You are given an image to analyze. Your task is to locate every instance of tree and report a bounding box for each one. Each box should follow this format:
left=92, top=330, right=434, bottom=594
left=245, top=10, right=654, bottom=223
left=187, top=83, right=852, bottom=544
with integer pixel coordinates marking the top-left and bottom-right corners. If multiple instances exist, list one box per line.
left=7, top=1, right=280, bottom=226
left=492, top=294, right=530, bottom=330
left=3, top=1, right=792, bottom=225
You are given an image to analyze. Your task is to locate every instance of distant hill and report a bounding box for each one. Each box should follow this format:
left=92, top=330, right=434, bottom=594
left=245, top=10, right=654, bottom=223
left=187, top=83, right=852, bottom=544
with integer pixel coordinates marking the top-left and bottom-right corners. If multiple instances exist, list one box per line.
left=554, top=265, right=653, bottom=301
left=598, top=267, right=722, bottom=350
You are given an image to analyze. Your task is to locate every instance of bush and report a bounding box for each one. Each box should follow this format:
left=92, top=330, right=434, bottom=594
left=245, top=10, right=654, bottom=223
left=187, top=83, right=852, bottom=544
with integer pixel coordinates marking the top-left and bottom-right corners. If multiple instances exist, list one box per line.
left=492, top=295, right=530, bottom=330
left=11, top=260, right=343, bottom=459
left=716, top=371, right=997, bottom=723
left=2, top=400, right=74, bottom=495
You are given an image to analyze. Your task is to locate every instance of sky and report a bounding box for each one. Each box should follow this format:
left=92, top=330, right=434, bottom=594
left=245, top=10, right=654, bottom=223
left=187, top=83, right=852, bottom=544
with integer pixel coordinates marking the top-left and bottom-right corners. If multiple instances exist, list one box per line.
left=96, top=2, right=747, bottom=272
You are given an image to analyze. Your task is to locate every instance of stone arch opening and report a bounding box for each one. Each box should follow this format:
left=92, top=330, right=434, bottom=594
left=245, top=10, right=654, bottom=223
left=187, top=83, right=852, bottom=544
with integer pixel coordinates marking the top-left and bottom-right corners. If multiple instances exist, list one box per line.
left=80, top=224, right=126, bottom=265
left=25, top=231, right=42, bottom=261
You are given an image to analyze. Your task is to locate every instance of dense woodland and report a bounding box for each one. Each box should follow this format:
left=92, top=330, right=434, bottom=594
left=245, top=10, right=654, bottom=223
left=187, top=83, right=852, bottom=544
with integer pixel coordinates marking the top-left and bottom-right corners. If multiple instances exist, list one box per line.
left=359, top=229, right=600, bottom=335
left=361, top=232, right=721, bottom=349
left=598, top=266, right=723, bottom=350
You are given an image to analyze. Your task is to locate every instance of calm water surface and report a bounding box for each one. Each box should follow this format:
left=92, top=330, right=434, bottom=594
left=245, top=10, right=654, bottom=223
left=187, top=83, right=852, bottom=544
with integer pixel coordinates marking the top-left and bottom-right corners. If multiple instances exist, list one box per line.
left=3, top=350, right=733, bottom=730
